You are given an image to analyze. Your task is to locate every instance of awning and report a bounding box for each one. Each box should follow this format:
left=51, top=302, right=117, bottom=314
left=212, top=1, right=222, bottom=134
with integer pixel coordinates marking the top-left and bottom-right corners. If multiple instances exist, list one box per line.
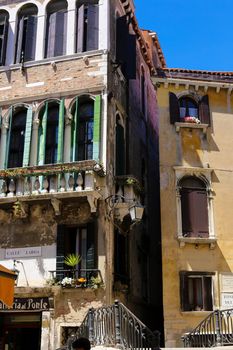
left=0, top=264, right=17, bottom=308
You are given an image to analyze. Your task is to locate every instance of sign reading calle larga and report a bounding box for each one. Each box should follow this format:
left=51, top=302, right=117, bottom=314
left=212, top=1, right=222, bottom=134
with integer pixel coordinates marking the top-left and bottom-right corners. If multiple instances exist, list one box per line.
left=0, top=297, right=49, bottom=311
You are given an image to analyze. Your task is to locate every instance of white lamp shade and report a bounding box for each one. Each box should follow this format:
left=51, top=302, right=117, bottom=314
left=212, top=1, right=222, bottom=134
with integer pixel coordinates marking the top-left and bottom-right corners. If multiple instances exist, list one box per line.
left=129, top=203, right=144, bottom=222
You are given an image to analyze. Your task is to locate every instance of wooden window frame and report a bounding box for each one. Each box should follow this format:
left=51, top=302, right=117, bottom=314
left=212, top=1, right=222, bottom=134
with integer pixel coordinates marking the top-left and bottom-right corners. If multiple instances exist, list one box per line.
left=180, top=271, right=215, bottom=312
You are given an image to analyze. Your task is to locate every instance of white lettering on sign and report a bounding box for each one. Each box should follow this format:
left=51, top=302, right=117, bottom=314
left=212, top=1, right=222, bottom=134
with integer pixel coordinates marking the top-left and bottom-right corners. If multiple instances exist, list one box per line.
left=5, top=247, right=42, bottom=259
left=221, top=293, right=233, bottom=308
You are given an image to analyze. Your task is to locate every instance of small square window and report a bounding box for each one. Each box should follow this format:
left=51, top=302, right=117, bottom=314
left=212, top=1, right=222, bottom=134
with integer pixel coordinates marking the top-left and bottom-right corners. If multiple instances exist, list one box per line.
left=180, top=272, right=214, bottom=311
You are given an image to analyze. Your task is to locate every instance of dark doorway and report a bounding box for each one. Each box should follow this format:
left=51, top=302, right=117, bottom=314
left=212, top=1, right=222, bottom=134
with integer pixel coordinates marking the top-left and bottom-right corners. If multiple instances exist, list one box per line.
left=0, top=313, right=41, bottom=350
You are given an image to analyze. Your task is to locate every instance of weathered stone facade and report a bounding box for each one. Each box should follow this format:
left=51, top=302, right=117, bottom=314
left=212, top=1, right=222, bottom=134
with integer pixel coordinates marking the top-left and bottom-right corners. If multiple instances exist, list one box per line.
left=0, top=0, right=162, bottom=349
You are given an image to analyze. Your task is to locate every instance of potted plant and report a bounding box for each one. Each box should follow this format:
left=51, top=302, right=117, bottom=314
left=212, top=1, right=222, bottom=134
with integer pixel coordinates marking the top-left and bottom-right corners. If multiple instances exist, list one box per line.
left=64, top=254, right=81, bottom=281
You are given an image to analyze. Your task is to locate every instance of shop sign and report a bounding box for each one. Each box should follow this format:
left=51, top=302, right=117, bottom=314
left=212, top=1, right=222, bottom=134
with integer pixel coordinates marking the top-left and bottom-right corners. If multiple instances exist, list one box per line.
left=0, top=297, right=50, bottom=311
left=5, top=247, right=42, bottom=259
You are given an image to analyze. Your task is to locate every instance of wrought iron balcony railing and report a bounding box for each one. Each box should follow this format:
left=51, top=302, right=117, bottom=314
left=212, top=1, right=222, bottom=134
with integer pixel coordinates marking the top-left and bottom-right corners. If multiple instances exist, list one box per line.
left=182, top=308, right=233, bottom=347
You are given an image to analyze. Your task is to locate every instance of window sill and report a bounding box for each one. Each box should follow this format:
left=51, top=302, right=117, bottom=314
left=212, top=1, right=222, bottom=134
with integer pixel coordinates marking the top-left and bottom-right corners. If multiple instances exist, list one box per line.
left=177, top=236, right=217, bottom=249
left=175, top=122, right=209, bottom=134
left=0, top=50, right=106, bottom=73
left=181, top=311, right=213, bottom=316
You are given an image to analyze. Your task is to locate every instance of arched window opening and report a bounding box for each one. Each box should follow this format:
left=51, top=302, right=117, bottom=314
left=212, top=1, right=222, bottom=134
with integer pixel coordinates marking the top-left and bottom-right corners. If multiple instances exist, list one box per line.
left=115, top=115, right=125, bottom=176
left=0, top=10, right=9, bottom=66
left=141, top=66, right=146, bottom=115
left=76, top=1, right=99, bottom=53
left=43, top=103, right=59, bottom=165
left=179, top=96, right=198, bottom=120
left=7, top=108, right=27, bottom=168
left=180, top=176, right=209, bottom=238
left=15, top=4, right=38, bottom=63
left=72, top=97, right=94, bottom=161
left=45, top=0, right=68, bottom=58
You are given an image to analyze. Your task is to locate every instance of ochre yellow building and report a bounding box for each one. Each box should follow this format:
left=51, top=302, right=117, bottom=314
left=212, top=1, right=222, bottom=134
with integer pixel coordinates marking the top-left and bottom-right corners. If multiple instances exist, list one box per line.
left=153, top=68, right=233, bottom=347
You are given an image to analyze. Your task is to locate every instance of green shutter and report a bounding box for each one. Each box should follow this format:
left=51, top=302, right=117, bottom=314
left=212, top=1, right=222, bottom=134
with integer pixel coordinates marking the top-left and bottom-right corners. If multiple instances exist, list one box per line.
left=92, top=95, right=101, bottom=161
left=71, top=97, right=78, bottom=162
left=0, top=108, right=2, bottom=128
left=4, top=106, right=13, bottom=169
left=38, top=102, right=48, bottom=165
left=57, top=98, right=65, bottom=163
left=23, top=106, right=33, bottom=167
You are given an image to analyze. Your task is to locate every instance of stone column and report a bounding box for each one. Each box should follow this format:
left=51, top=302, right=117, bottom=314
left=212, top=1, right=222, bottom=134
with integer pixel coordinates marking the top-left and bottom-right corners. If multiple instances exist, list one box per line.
left=30, top=114, right=40, bottom=166
left=35, top=9, right=46, bottom=61
left=64, top=114, right=72, bottom=163
left=66, top=0, right=76, bottom=55
left=40, top=311, right=51, bottom=350
left=5, top=11, right=17, bottom=66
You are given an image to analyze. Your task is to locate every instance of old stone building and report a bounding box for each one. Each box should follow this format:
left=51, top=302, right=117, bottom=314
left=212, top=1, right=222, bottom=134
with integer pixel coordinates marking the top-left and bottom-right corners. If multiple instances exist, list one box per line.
left=153, top=68, right=233, bottom=347
left=0, top=0, right=164, bottom=349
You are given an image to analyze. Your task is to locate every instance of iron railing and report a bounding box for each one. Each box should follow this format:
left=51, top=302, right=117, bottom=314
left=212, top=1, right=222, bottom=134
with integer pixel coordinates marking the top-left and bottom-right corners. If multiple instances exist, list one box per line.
left=75, top=300, right=160, bottom=349
left=182, top=308, right=233, bottom=347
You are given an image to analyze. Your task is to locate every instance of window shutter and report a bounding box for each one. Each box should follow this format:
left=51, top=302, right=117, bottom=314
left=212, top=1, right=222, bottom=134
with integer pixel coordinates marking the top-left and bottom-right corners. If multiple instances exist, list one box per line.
left=203, top=277, right=213, bottom=311
left=57, top=98, right=65, bottom=163
left=56, top=225, right=65, bottom=280
left=86, top=4, right=99, bottom=51
left=194, top=190, right=209, bottom=238
left=77, top=5, right=84, bottom=53
left=5, top=107, right=12, bottom=169
left=116, top=16, right=136, bottom=80
left=116, top=16, right=128, bottom=65
left=92, top=95, right=101, bottom=161
left=86, top=223, right=95, bottom=270
left=0, top=16, right=8, bottom=66
left=38, top=102, right=48, bottom=165
left=169, top=92, right=180, bottom=124
left=199, top=95, right=211, bottom=125
left=24, top=16, right=37, bottom=62
left=22, top=106, right=33, bottom=167
left=54, top=11, right=67, bottom=57
left=15, top=16, right=24, bottom=63
left=46, top=12, right=56, bottom=58
left=72, top=97, right=79, bottom=162
left=181, top=189, right=193, bottom=236
left=180, top=272, right=189, bottom=311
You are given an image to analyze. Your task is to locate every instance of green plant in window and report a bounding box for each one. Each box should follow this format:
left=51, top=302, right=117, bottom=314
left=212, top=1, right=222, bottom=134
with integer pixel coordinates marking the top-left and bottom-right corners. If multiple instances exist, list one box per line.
left=64, top=254, right=81, bottom=279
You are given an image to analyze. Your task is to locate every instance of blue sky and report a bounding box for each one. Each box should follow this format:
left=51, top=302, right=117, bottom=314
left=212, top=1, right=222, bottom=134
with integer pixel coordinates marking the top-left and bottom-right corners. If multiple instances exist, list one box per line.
left=134, top=0, right=233, bottom=71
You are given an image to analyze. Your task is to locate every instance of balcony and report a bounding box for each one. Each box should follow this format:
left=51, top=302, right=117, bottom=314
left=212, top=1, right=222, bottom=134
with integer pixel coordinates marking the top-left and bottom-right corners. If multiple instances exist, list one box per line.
left=113, top=175, right=143, bottom=223
left=0, top=160, right=104, bottom=213
left=48, top=268, right=103, bottom=289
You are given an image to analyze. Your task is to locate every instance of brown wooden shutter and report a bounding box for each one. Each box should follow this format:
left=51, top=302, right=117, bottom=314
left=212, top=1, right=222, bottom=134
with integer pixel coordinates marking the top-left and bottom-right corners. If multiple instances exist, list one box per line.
left=169, top=92, right=180, bottom=124
left=199, top=95, right=211, bottom=125
left=194, top=190, right=209, bottom=237
left=181, top=188, right=209, bottom=238
left=15, top=16, right=24, bottom=63
left=86, top=4, right=99, bottom=51
left=77, top=5, right=84, bottom=53
left=203, top=277, right=213, bottom=311
left=180, top=272, right=189, bottom=311
left=181, top=189, right=193, bottom=236
left=24, top=16, right=37, bottom=62
left=0, top=15, right=8, bottom=66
